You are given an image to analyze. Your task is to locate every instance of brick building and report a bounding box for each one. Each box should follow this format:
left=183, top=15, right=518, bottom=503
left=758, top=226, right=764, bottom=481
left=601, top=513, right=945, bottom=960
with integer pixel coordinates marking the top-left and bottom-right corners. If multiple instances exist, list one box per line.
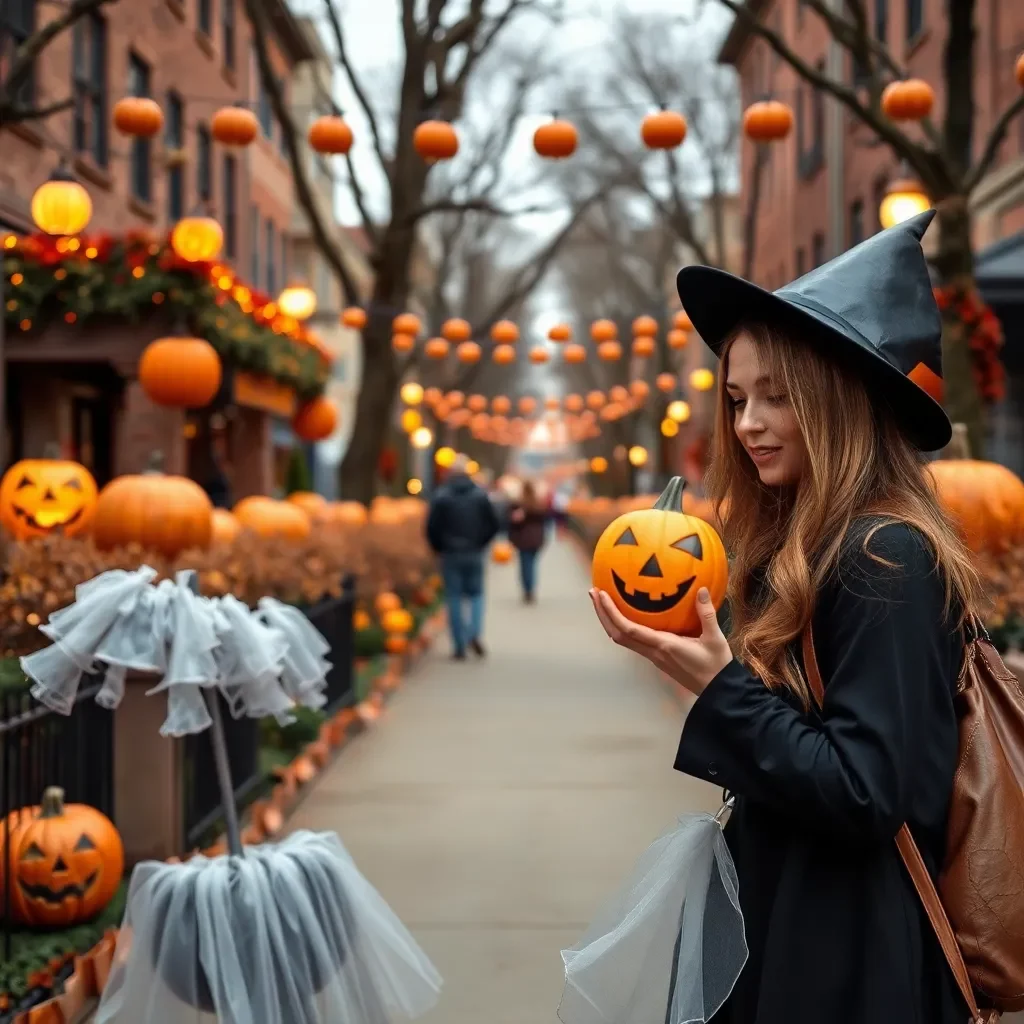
left=0, top=0, right=325, bottom=498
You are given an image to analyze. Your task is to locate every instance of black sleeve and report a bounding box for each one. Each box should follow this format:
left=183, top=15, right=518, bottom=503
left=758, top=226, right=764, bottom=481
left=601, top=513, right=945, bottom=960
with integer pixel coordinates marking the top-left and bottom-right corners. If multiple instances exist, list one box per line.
left=425, top=496, right=446, bottom=553
left=479, top=494, right=500, bottom=547
left=674, top=523, right=952, bottom=843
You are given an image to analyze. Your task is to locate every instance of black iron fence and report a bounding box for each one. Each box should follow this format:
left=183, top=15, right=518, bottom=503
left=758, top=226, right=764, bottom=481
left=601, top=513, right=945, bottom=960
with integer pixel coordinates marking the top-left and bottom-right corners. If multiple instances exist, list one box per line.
left=303, top=574, right=356, bottom=713
left=1, top=681, right=115, bottom=961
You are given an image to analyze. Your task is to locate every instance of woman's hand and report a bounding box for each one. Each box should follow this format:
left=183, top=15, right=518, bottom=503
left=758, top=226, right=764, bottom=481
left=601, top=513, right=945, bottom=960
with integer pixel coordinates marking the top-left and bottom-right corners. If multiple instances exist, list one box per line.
left=510, top=508, right=526, bottom=523
left=589, top=586, right=734, bottom=697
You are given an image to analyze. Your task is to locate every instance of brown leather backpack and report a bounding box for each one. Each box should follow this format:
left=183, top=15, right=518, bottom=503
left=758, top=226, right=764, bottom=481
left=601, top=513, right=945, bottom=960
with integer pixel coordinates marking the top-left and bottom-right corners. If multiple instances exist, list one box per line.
left=802, top=616, right=1024, bottom=1023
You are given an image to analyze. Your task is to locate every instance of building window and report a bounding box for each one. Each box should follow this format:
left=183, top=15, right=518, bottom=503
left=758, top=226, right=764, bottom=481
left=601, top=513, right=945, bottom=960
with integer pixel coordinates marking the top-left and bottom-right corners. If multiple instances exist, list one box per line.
left=250, top=205, right=260, bottom=283
left=875, top=0, right=888, bottom=41
left=1, top=0, right=36, bottom=104
left=812, top=232, right=826, bottom=268
left=128, top=53, right=152, bottom=204
left=256, top=46, right=273, bottom=137
left=223, top=154, right=237, bottom=259
left=281, top=231, right=289, bottom=285
left=266, top=220, right=276, bottom=294
left=849, top=199, right=864, bottom=247
left=221, top=0, right=235, bottom=70
left=906, top=0, right=922, bottom=41
left=72, top=12, right=107, bottom=167
left=872, top=176, right=888, bottom=232
left=198, top=0, right=212, bottom=36
left=197, top=123, right=212, bottom=205
left=795, top=247, right=806, bottom=277
left=166, top=91, right=185, bottom=222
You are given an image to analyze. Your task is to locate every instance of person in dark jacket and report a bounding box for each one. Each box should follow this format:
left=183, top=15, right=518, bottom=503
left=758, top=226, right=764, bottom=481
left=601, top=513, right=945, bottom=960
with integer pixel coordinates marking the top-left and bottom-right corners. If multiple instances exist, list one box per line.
left=426, top=455, right=500, bottom=659
left=589, top=212, right=984, bottom=1023
left=507, top=480, right=548, bottom=604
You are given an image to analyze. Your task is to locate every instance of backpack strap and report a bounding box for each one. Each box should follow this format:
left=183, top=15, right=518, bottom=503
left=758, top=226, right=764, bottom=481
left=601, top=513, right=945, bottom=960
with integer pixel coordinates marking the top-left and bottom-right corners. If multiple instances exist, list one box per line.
left=800, top=622, right=987, bottom=1024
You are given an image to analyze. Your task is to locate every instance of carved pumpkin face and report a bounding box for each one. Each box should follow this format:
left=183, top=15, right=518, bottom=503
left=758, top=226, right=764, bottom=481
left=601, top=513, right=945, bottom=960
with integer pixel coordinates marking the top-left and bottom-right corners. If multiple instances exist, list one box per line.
left=1, top=788, right=124, bottom=927
left=0, top=458, right=98, bottom=540
left=592, top=478, right=728, bottom=636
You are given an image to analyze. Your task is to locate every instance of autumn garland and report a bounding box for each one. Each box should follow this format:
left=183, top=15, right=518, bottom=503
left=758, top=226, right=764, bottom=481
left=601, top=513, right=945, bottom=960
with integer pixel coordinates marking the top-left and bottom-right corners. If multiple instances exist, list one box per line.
left=933, top=283, right=1006, bottom=404
left=1, top=231, right=332, bottom=400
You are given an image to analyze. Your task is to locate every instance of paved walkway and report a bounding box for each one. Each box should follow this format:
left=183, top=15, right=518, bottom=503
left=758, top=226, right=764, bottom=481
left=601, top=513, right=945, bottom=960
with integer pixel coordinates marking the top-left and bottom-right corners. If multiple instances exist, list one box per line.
left=285, top=535, right=721, bottom=1023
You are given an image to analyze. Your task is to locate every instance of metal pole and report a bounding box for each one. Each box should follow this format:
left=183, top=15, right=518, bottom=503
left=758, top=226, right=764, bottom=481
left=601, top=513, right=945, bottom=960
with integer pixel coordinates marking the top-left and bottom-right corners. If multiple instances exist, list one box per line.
left=1, top=264, right=6, bottom=471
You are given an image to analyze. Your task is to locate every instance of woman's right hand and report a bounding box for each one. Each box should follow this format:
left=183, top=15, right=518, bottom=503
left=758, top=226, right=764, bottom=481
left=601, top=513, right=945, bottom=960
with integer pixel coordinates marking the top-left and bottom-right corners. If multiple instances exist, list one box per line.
left=510, top=508, right=525, bottom=523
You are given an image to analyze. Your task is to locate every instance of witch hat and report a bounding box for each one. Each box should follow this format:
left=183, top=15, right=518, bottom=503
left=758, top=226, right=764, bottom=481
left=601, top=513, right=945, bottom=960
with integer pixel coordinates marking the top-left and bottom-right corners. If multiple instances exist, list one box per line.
left=676, top=210, right=951, bottom=451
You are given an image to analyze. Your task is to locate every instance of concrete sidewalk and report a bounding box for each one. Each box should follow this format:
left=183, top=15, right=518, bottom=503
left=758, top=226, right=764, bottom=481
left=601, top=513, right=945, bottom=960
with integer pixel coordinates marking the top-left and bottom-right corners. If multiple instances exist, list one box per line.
left=284, top=536, right=721, bottom=1023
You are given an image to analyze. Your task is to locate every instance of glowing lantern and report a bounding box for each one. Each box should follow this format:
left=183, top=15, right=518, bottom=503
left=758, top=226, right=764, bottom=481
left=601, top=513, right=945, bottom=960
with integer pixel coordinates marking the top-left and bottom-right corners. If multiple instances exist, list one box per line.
left=457, top=341, right=481, bottom=363
left=392, top=333, right=415, bottom=354
left=30, top=168, right=93, bottom=236
left=563, top=343, right=586, bottom=364
left=435, top=446, right=457, bottom=468
left=742, top=100, right=794, bottom=141
left=139, top=337, right=222, bottom=408
left=308, top=115, right=353, bottom=154
left=424, top=337, right=450, bottom=359
left=411, top=427, right=433, bottom=449
left=401, top=409, right=422, bottom=432
left=400, top=382, right=424, bottom=406
left=342, top=307, right=367, bottom=329
left=690, top=368, right=715, bottom=392
left=211, top=106, right=259, bottom=146
left=597, top=341, right=622, bottom=361
left=548, top=323, right=571, bottom=342
left=490, top=320, right=519, bottom=344
left=533, top=119, right=578, bottom=158
left=171, top=216, right=223, bottom=262
left=628, top=445, right=648, bottom=467
left=293, top=396, right=338, bottom=441
left=667, top=399, right=692, bottom=423
left=661, top=417, right=679, bottom=438
left=879, top=179, right=930, bottom=229
left=668, top=329, right=689, bottom=349
left=632, top=336, right=656, bottom=357
left=590, top=456, right=608, bottom=473
left=414, top=121, right=459, bottom=161
left=113, top=96, right=163, bottom=136
left=407, top=478, right=423, bottom=495
left=493, top=344, right=516, bottom=365
left=442, top=318, right=471, bottom=342
left=393, top=312, right=422, bottom=336
left=656, top=372, right=677, bottom=393
left=629, top=379, right=650, bottom=400
left=529, top=347, right=549, bottom=364
left=641, top=110, right=687, bottom=149
left=590, top=319, right=618, bottom=343
left=277, top=282, right=317, bottom=321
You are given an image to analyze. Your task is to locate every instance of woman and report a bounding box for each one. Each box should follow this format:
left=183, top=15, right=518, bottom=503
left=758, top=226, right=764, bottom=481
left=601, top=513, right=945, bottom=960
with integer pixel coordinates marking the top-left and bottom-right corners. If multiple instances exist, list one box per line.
left=590, top=212, right=980, bottom=1022
left=508, top=480, right=548, bottom=604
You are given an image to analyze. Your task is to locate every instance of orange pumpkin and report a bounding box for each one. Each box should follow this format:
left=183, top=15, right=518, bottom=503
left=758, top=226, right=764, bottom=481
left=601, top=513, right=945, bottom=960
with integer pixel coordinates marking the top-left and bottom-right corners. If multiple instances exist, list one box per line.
left=234, top=496, right=311, bottom=540
left=533, top=119, right=578, bottom=158
left=632, top=315, right=658, bottom=337
left=656, top=372, right=677, bottom=393
left=592, top=477, right=728, bottom=637
left=632, top=336, right=656, bottom=357
left=590, top=319, right=618, bottom=343
left=308, top=115, right=353, bottom=154
left=424, top=337, right=450, bottom=359
left=138, top=336, right=222, bottom=408
left=629, top=379, right=650, bottom=400
left=668, top=328, right=689, bottom=350
left=0, top=788, right=123, bottom=927
left=467, top=394, right=488, bottom=413
left=341, top=307, right=367, bottom=329
left=441, top=317, right=471, bottom=342
left=113, top=96, right=163, bottom=137
left=210, top=508, right=241, bottom=545
left=641, top=110, right=687, bottom=149
left=293, top=396, right=338, bottom=441
left=548, top=323, right=572, bottom=342
left=742, top=100, right=794, bottom=141
left=353, top=609, right=372, bottom=631
left=332, top=501, right=368, bottom=527
left=385, top=634, right=409, bottom=654
left=597, top=341, right=622, bottom=361
left=881, top=79, right=935, bottom=121
left=0, top=456, right=97, bottom=540
left=926, top=457, right=1024, bottom=554
left=492, top=540, right=514, bottom=564
left=529, top=346, right=550, bottom=364
left=413, top=120, right=459, bottom=161
left=673, top=310, right=693, bottom=331
left=490, top=320, right=519, bottom=344
left=392, top=313, right=422, bottom=336
left=392, top=332, right=415, bottom=354
left=564, top=393, right=584, bottom=412
left=211, top=106, right=259, bottom=146
left=288, top=491, right=327, bottom=518
left=493, top=344, right=516, bottom=365
left=586, top=390, right=606, bottom=410
left=382, top=608, right=414, bottom=634
left=563, top=343, right=586, bottom=364
left=491, top=396, right=512, bottom=415
left=93, top=459, right=213, bottom=556
left=375, top=591, right=401, bottom=614
left=518, top=396, right=537, bottom=415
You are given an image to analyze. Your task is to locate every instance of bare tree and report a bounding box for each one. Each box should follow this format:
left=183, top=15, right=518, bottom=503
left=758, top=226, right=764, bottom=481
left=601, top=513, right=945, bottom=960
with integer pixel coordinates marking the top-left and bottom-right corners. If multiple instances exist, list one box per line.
left=247, top=0, right=608, bottom=503
left=0, top=0, right=120, bottom=126
left=709, top=0, right=1024, bottom=450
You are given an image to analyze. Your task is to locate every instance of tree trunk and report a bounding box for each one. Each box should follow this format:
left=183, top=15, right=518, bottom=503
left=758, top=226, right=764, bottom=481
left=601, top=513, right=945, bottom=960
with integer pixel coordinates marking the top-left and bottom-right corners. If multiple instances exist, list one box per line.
left=933, top=194, right=985, bottom=455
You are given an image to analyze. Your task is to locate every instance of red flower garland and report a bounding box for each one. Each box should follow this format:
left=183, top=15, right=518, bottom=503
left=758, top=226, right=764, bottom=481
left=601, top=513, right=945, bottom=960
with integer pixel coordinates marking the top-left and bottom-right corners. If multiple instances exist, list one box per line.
left=933, top=284, right=1006, bottom=404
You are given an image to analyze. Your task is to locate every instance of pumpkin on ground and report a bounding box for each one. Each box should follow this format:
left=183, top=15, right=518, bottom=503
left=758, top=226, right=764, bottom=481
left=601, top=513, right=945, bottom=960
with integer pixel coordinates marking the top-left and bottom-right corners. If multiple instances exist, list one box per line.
left=234, top=496, right=311, bottom=540
left=591, top=476, right=728, bottom=637
left=287, top=491, right=327, bottom=518
left=209, top=508, right=241, bottom=546
left=385, top=634, right=409, bottom=654
left=382, top=608, right=414, bottom=635
left=0, top=455, right=97, bottom=540
left=353, top=609, right=372, bottom=631
left=375, top=592, right=402, bottom=614
left=0, top=788, right=124, bottom=927
left=491, top=540, right=514, bottom=564
left=93, top=456, right=213, bottom=557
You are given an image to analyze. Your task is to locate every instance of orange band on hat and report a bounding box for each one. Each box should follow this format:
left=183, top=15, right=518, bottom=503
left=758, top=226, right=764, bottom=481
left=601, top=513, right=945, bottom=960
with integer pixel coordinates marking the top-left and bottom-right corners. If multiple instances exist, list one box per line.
left=908, top=361, right=944, bottom=403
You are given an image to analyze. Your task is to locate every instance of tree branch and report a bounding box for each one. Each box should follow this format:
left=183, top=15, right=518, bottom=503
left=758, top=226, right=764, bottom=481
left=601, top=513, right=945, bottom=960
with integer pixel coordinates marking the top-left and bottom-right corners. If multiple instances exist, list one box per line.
left=402, top=196, right=562, bottom=224
left=965, top=91, right=1024, bottom=193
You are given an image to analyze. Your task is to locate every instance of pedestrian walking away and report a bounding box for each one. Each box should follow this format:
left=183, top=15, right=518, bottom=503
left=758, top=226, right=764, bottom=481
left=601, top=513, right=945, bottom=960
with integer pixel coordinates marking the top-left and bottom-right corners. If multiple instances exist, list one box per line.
left=426, top=454, right=500, bottom=660
left=589, top=212, right=1021, bottom=1023
left=507, top=479, right=548, bottom=604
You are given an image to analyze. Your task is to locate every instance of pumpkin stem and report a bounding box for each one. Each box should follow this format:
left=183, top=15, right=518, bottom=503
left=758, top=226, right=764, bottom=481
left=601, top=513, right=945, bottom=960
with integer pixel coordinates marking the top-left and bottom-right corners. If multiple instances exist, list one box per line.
left=40, top=787, right=65, bottom=818
left=144, top=450, right=166, bottom=475
left=946, top=422, right=971, bottom=460
left=652, top=476, right=687, bottom=512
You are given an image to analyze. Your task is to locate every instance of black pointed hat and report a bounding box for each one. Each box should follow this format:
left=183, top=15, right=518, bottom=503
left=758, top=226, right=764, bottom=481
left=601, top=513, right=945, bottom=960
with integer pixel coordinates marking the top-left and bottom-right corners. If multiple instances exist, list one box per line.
left=675, top=210, right=950, bottom=451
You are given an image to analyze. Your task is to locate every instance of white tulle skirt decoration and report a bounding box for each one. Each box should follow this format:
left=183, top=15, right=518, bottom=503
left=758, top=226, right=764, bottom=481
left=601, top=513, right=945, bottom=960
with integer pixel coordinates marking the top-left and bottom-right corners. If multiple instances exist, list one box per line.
left=558, top=806, right=746, bottom=1024
left=95, top=831, right=443, bottom=1024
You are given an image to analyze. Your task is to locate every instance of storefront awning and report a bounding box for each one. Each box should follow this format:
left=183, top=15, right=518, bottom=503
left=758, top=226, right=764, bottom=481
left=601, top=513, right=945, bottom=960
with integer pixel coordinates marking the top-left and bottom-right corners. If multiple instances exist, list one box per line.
left=977, top=231, right=1024, bottom=306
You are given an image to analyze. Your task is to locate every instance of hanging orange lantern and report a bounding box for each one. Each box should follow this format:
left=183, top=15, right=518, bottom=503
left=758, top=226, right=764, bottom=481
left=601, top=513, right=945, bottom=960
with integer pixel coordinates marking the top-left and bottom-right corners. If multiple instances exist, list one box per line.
left=341, top=307, right=367, bottom=329
left=211, top=106, right=259, bottom=146
left=308, top=115, right=353, bottom=154
left=446, top=391, right=465, bottom=408
left=457, top=341, right=481, bottom=363
left=533, top=119, right=578, bottom=158
left=590, top=456, right=609, bottom=473
left=629, top=379, right=650, bottom=400
left=139, top=337, right=222, bottom=408
left=632, top=315, right=658, bottom=337
left=609, top=385, right=629, bottom=404
left=590, top=319, right=618, bottom=343
left=564, top=393, right=584, bottom=412
left=30, top=169, right=92, bottom=236
left=690, top=368, right=716, bottom=392
left=563, top=343, right=586, bottom=364
left=518, top=396, right=537, bottom=415
left=293, top=396, right=339, bottom=441
left=597, top=341, right=622, bottom=361
left=586, top=390, right=606, bottom=410
left=113, top=96, right=163, bottom=137
left=673, top=310, right=693, bottom=331
left=392, top=332, right=415, bottom=354
left=656, top=372, right=677, bottom=393
left=548, top=323, right=571, bottom=342
left=433, top=400, right=451, bottom=421
left=492, top=395, right=511, bottom=414
left=424, top=386, right=443, bottom=406
left=424, top=337, right=450, bottom=359
left=467, top=394, right=488, bottom=412
left=448, top=408, right=471, bottom=428
left=490, top=320, right=519, bottom=344
left=544, top=396, right=560, bottom=411
left=667, top=328, right=689, bottom=349
left=393, top=312, right=421, bottom=336
left=641, top=110, right=687, bottom=149
left=742, top=101, right=794, bottom=142
left=171, top=216, right=223, bottom=262
left=442, top=317, right=471, bottom=342
left=632, top=336, right=656, bottom=357
left=493, top=344, right=516, bottom=365
left=414, top=120, right=459, bottom=161
left=880, top=79, right=935, bottom=121
left=529, top=347, right=549, bottom=364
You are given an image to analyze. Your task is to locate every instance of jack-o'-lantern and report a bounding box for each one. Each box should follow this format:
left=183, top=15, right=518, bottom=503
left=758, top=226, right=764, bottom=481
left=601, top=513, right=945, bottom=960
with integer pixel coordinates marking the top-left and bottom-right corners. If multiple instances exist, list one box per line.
left=0, top=787, right=124, bottom=927
left=0, top=454, right=98, bottom=540
left=592, top=476, right=728, bottom=636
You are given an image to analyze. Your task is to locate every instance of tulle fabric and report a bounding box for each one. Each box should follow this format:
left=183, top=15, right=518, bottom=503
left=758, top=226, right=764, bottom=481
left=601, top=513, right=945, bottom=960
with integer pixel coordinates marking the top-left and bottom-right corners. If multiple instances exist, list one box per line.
left=559, top=810, right=746, bottom=1024
left=95, top=831, right=443, bottom=1024
left=20, top=567, right=332, bottom=736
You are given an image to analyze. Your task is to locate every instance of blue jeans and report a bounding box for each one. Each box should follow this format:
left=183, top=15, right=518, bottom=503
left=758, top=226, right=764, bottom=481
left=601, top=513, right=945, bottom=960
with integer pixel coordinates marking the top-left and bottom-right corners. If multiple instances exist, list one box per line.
left=441, top=551, right=484, bottom=653
left=518, top=549, right=539, bottom=597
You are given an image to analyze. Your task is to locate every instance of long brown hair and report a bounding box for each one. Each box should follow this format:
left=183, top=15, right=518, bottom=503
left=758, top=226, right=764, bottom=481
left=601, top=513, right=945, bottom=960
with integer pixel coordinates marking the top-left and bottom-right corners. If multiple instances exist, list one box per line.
left=706, top=321, right=982, bottom=705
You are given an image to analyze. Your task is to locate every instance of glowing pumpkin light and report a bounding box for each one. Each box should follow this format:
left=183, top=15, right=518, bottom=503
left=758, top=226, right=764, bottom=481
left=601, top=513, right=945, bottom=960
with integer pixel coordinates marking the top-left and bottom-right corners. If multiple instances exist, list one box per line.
left=689, top=368, right=715, bottom=392
left=598, top=341, right=622, bottom=361
left=673, top=310, right=693, bottom=332
left=171, top=216, right=224, bottom=263
left=656, top=372, right=677, bottom=393
left=30, top=168, right=93, bottom=236
left=668, top=329, right=689, bottom=350
left=529, top=346, right=550, bottom=364
left=591, top=477, right=728, bottom=637
left=392, top=332, right=415, bottom=354
left=591, top=319, right=618, bottom=343
left=0, top=455, right=98, bottom=540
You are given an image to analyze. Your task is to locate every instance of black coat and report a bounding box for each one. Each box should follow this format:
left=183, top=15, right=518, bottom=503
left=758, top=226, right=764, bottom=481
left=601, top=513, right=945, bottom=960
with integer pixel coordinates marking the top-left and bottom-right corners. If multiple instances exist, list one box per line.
left=675, top=521, right=968, bottom=1023
left=426, top=473, right=500, bottom=555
